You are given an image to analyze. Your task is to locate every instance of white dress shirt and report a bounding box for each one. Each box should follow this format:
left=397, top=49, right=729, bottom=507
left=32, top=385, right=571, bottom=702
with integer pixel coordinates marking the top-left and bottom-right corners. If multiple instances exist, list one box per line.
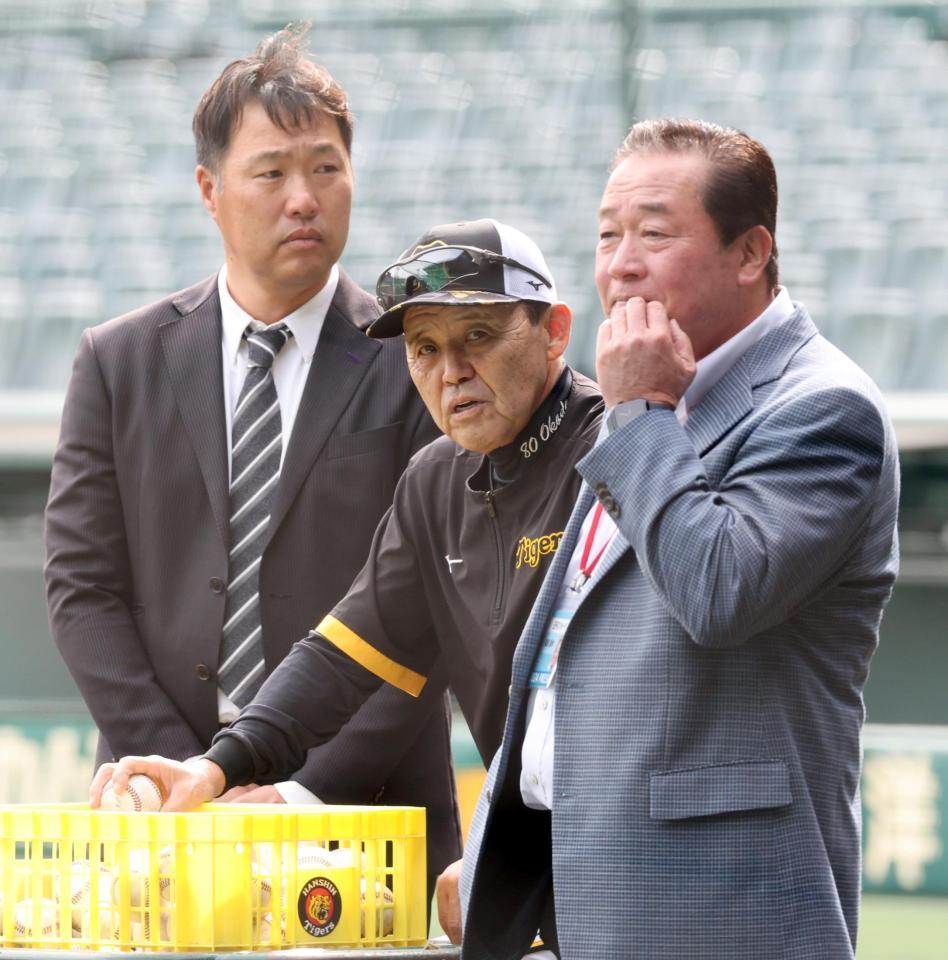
left=218, top=263, right=338, bottom=477
left=520, top=288, right=795, bottom=810
left=216, top=263, right=339, bottom=804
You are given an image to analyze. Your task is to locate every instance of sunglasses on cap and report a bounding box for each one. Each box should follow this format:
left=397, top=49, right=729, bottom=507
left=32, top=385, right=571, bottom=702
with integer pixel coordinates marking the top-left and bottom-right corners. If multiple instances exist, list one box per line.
left=376, top=244, right=552, bottom=311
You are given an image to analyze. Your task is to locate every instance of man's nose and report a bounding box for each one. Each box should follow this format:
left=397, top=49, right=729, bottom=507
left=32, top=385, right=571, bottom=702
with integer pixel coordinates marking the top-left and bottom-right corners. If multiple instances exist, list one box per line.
left=609, top=234, right=645, bottom=280
left=286, top=174, right=319, bottom=218
left=442, top=344, right=474, bottom=384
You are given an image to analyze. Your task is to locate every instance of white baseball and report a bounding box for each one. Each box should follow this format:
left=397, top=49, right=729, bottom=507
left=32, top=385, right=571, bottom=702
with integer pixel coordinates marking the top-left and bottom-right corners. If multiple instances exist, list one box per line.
left=64, top=860, right=115, bottom=937
left=249, top=846, right=280, bottom=930
left=111, top=848, right=174, bottom=908
left=295, top=842, right=333, bottom=869
left=126, top=911, right=171, bottom=944
left=100, top=774, right=163, bottom=812
left=250, top=871, right=273, bottom=912
left=360, top=879, right=395, bottom=938
left=296, top=844, right=353, bottom=869
left=76, top=910, right=116, bottom=943
left=13, top=898, right=60, bottom=938
left=90, top=912, right=170, bottom=948
left=255, top=910, right=286, bottom=945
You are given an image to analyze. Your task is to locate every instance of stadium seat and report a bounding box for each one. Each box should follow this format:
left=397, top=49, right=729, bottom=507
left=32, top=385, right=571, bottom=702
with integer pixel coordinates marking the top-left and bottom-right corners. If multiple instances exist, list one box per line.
left=826, top=287, right=918, bottom=390
left=909, top=312, right=948, bottom=390
left=0, top=1, right=942, bottom=401
left=0, top=277, right=27, bottom=386
left=17, top=279, right=102, bottom=389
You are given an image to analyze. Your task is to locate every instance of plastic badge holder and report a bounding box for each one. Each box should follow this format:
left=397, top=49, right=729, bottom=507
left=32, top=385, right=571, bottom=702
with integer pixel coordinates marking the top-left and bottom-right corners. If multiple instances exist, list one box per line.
left=0, top=803, right=426, bottom=950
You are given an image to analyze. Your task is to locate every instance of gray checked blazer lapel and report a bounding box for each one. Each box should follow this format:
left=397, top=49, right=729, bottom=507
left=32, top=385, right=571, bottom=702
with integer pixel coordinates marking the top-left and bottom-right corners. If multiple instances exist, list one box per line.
left=509, top=484, right=596, bottom=690
left=684, top=305, right=819, bottom=456
left=159, top=277, right=230, bottom=548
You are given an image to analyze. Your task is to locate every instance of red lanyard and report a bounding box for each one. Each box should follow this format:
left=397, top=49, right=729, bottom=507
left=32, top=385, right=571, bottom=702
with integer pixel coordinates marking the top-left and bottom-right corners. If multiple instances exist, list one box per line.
left=570, top=502, right=615, bottom=592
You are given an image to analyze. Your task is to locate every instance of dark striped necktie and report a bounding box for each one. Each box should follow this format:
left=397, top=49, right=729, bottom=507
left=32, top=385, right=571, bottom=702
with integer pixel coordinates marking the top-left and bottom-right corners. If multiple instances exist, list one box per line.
left=218, top=322, right=293, bottom=708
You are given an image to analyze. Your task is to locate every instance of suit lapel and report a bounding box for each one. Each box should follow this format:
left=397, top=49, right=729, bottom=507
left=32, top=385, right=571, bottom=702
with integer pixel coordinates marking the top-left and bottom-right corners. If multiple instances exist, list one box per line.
left=158, top=278, right=231, bottom=546
left=684, top=304, right=819, bottom=456
left=588, top=520, right=631, bottom=586
left=683, top=364, right=755, bottom=456
left=266, top=285, right=382, bottom=541
left=509, top=485, right=596, bottom=688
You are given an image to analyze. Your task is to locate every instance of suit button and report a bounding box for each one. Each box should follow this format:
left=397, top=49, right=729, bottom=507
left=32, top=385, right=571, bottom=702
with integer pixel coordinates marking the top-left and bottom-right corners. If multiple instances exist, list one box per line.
left=598, top=488, right=620, bottom=519
left=195, top=663, right=211, bottom=681
left=594, top=482, right=608, bottom=495
left=209, top=577, right=225, bottom=593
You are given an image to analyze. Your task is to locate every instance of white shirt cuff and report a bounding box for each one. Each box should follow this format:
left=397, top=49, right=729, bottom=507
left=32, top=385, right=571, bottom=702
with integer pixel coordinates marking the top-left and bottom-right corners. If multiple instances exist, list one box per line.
left=273, top=780, right=323, bottom=805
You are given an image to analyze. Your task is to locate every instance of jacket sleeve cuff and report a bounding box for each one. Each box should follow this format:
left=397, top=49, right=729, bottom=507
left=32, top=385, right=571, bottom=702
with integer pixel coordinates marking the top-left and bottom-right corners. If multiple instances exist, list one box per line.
left=204, top=734, right=256, bottom=792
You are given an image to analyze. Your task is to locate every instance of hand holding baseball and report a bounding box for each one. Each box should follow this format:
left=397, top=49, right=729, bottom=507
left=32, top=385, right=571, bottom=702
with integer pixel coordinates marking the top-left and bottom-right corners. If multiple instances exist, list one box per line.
left=90, top=756, right=225, bottom=812
left=99, top=773, right=163, bottom=812
left=597, top=297, right=695, bottom=410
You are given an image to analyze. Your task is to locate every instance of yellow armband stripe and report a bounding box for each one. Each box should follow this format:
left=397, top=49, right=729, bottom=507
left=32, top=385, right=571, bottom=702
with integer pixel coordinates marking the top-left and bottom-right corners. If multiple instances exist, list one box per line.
left=316, top=615, right=427, bottom=698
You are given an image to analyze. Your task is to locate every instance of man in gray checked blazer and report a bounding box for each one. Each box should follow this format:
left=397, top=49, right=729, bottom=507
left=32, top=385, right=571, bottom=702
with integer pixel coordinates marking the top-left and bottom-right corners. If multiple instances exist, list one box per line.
left=44, top=27, right=460, bottom=893
left=459, top=120, right=900, bottom=959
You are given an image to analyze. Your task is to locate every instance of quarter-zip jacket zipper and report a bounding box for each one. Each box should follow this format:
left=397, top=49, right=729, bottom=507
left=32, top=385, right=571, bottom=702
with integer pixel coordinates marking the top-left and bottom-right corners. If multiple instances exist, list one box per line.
left=484, top=490, right=507, bottom=623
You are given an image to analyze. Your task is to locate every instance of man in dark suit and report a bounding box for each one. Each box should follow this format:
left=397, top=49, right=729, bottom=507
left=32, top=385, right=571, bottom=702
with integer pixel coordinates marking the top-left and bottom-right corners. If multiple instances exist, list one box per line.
left=44, top=24, right=459, bottom=889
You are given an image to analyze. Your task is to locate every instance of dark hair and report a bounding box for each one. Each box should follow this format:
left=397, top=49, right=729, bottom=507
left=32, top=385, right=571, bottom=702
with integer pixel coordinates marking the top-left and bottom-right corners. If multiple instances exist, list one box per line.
left=521, top=300, right=550, bottom=326
left=613, top=118, right=779, bottom=289
left=192, top=22, right=353, bottom=174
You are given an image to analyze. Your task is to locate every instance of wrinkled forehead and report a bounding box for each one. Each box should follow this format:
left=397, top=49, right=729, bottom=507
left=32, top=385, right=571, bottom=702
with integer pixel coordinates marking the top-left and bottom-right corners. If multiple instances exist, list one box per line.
left=600, top=149, right=710, bottom=214
left=403, top=301, right=522, bottom=339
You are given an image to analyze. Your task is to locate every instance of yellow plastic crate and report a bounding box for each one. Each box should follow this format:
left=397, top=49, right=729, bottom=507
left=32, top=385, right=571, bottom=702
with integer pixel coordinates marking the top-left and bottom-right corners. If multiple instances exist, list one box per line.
left=0, top=802, right=426, bottom=951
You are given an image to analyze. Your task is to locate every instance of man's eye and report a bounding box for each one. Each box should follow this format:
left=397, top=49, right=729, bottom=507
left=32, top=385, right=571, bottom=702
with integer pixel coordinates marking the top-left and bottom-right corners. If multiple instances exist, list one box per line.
left=415, top=343, right=436, bottom=357
left=467, top=329, right=488, bottom=342
left=259, top=169, right=282, bottom=179
left=642, top=230, right=664, bottom=239
left=316, top=163, right=340, bottom=174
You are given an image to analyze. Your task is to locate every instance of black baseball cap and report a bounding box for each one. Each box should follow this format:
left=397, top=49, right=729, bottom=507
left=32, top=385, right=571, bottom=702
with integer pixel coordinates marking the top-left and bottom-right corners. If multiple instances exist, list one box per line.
left=368, top=218, right=558, bottom=338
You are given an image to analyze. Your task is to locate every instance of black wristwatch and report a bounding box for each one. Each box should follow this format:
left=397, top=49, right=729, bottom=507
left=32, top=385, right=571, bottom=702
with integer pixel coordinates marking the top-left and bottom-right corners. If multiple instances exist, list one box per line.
left=605, top=398, right=676, bottom=434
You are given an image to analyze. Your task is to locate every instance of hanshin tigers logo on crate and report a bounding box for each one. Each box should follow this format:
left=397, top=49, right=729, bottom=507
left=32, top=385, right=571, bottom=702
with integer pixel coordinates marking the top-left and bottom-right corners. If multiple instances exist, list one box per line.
left=297, top=876, right=342, bottom=937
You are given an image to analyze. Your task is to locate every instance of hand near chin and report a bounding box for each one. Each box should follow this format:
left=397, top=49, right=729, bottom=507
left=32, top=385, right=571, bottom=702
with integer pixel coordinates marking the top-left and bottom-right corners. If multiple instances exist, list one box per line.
left=597, top=297, right=695, bottom=409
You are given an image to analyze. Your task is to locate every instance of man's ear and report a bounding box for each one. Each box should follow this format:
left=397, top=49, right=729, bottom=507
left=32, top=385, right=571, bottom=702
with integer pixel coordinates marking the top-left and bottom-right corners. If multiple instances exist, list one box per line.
left=735, top=225, right=774, bottom=287
left=544, top=303, right=573, bottom=361
left=196, top=165, right=219, bottom=222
